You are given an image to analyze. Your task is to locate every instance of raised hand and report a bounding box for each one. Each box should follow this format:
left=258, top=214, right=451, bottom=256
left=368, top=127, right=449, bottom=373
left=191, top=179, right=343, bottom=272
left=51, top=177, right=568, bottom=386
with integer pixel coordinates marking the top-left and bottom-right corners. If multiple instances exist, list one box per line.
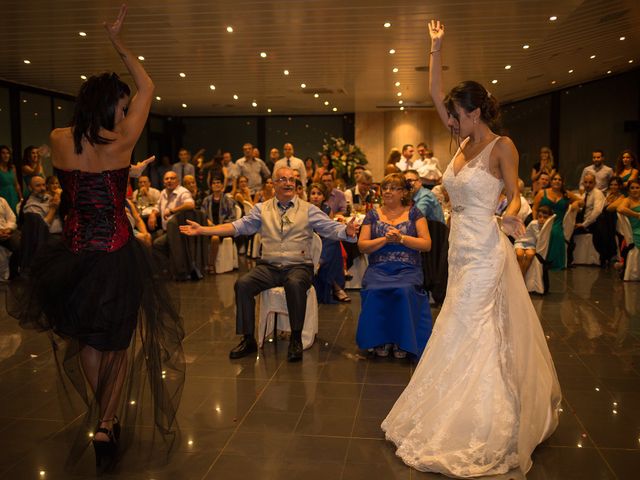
left=179, top=219, right=202, bottom=236
left=428, top=20, right=445, bottom=49
left=129, top=155, right=155, bottom=178
left=345, top=216, right=358, bottom=237
left=104, top=4, right=128, bottom=41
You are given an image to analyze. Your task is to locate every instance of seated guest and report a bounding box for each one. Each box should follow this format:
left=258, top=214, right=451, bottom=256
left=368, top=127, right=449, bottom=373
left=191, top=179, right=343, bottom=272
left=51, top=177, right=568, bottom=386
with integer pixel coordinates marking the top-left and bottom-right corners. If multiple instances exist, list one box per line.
left=615, top=149, right=639, bottom=194
left=321, top=171, right=346, bottom=215
left=385, top=148, right=401, bottom=175
left=253, top=177, right=275, bottom=204
left=232, top=175, right=253, bottom=208
left=180, top=166, right=358, bottom=362
left=183, top=174, right=203, bottom=209
left=23, top=176, right=62, bottom=234
left=345, top=170, right=377, bottom=214
left=532, top=173, right=581, bottom=270
left=0, top=196, right=20, bottom=278
left=132, top=175, right=160, bottom=220
left=312, top=154, right=336, bottom=183
left=514, top=205, right=553, bottom=276
left=617, top=179, right=640, bottom=247
left=571, top=172, right=605, bottom=264
left=150, top=171, right=196, bottom=279
left=295, top=179, right=306, bottom=200
left=351, top=165, right=366, bottom=187
left=531, top=147, right=556, bottom=195
left=201, top=175, right=238, bottom=273
left=533, top=171, right=551, bottom=197
left=45, top=175, right=61, bottom=198
left=308, top=182, right=350, bottom=303
left=125, top=199, right=151, bottom=247
left=431, top=184, right=451, bottom=223
left=356, top=173, right=432, bottom=359
left=404, top=170, right=444, bottom=223
left=415, top=142, right=442, bottom=188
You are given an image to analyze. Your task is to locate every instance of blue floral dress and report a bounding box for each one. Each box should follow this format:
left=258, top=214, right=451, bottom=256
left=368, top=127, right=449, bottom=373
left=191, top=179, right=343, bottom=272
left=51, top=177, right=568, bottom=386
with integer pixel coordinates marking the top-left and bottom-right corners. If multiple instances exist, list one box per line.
left=356, top=206, right=432, bottom=357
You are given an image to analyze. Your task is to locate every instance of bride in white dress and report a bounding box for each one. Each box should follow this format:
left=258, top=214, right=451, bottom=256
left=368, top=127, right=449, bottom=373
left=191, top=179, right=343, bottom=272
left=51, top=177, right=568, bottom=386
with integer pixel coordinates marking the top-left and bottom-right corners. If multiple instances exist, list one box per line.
left=381, top=20, right=562, bottom=478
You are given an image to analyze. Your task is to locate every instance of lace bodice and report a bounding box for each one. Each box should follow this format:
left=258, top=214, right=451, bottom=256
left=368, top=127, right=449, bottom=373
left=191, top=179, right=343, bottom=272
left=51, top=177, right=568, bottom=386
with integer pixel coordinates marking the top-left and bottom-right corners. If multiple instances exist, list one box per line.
left=364, top=206, right=423, bottom=266
left=56, top=167, right=131, bottom=253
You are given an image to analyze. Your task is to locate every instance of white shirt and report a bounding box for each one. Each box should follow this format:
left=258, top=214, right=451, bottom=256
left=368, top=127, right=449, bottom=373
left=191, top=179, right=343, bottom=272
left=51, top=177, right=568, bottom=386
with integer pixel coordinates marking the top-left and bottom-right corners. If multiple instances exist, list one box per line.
left=580, top=187, right=605, bottom=228
left=0, top=197, right=16, bottom=231
left=395, top=157, right=424, bottom=172
left=156, top=185, right=195, bottom=230
left=416, top=157, right=442, bottom=181
left=274, top=156, right=307, bottom=187
left=579, top=164, right=613, bottom=192
left=23, top=193, right=63, bottom=233
left=132, top=187, right=161, bottom=216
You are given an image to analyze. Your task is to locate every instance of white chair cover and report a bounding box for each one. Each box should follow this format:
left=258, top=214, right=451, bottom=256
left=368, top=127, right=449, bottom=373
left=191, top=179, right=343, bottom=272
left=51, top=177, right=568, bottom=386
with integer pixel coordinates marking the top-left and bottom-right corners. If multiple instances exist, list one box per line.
left=257, top=233, right=323, bottom=349
left=572, top=234, right=600, bottom=265
left=525, top=214, right=555, bottom=294
left=214, top=237, right=238, bottom=273
left=617, top=214, right=639, bottom=281
left=345, top=254, right=368, bottom=290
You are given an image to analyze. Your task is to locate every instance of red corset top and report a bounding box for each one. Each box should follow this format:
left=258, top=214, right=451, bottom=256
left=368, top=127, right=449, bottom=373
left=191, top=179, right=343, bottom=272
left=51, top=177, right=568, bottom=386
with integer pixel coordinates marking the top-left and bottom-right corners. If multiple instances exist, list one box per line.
left=55, top=167, right=131, bottom=253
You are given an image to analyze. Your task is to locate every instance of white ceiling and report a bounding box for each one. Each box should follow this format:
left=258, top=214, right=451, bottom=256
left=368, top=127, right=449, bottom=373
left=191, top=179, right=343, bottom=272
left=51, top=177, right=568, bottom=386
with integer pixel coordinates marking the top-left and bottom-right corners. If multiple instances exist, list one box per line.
left=1, top=0, right=638, bottom=116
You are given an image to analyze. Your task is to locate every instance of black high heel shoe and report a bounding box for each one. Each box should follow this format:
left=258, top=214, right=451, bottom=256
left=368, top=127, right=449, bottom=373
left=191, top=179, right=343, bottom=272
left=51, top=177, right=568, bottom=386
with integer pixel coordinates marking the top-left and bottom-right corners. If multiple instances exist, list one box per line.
left=92, top=427, right=117, bottom=472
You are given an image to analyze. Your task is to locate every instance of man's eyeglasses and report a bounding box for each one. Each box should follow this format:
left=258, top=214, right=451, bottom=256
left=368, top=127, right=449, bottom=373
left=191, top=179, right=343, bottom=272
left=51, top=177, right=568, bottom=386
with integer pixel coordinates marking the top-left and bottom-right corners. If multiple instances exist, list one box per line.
left=275, top=177, right=296, bottom=184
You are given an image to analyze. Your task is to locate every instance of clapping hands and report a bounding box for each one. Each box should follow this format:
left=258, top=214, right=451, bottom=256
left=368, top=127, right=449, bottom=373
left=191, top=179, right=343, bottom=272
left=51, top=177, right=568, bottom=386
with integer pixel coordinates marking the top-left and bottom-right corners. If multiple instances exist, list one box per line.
left=385, top=227, right=403, bottom=243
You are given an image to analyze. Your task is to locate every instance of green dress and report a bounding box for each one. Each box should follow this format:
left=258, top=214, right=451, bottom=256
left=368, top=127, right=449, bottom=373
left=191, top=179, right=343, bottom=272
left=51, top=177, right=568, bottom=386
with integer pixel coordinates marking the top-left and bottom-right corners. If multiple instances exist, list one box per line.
left=0, top=168, right=19, bottom=213
left=539, top=189, right=569, bottom=270
left=630, top=205, right=640, bottom=247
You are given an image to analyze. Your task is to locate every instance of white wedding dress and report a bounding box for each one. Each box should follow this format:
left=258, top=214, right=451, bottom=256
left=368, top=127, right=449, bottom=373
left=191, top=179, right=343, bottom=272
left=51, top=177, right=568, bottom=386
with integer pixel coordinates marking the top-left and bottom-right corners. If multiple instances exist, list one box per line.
left=382, top=137, right=562, bottom=478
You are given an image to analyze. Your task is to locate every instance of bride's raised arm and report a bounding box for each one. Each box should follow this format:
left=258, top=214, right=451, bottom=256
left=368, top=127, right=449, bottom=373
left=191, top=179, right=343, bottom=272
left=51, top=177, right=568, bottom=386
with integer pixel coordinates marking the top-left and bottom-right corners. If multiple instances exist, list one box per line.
left=428, top=20, right=449, bottom=128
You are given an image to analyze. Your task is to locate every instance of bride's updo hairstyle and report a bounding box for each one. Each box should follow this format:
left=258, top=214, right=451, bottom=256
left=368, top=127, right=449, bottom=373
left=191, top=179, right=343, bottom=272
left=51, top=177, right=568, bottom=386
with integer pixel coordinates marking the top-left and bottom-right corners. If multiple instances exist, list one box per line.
left=70, top=72, right=131, bottom=154
left=444, top=80, right=501, bottom=130
left=381, top=173, right=411, bottom=206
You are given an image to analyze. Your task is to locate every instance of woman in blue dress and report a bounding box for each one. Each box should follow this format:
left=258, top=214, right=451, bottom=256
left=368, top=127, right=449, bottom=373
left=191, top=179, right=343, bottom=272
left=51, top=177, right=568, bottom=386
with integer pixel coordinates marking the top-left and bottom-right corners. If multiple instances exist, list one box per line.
left=356, top=173, right=432, bottom=359
left=309, top=182, right=350, bottom=303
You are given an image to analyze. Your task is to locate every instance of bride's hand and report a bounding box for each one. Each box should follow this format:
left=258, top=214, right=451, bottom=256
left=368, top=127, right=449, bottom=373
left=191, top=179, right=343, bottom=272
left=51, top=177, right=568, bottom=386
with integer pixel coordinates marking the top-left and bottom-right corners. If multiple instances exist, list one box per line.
left=428, top=20, right=445, bottom=49
left=104, top=4, right=127, bottom=41
left=502, top=215, right=525, bottom=238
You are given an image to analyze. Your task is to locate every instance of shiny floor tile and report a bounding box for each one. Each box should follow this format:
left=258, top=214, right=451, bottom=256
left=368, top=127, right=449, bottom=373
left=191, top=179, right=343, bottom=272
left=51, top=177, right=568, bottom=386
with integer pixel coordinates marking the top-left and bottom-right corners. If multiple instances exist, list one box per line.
left=0, top=264, right=638, bottom=479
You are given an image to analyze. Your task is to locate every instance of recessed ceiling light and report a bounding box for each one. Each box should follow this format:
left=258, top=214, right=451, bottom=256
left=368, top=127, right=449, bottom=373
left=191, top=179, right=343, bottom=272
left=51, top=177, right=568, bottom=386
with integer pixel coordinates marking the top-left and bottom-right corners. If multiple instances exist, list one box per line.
left=551, top=80, right=556, bottom=84
left=522, top=44, right=530, bottom=49
left=629, top=59, right=634, bottom=64
left=400, top=106, right=405, bottom=111
left=155, top=96, right=161, bottom=101
left=396, top=92, right=402, bottom=97
left=179, top=72, right=186, bottom=78
left=606, top=70, right=612, bottom=74
left=23, top=59, right=31, bottom=64
left=313, top=93, right=319, bottom=98
left=324, top=101, right=329, bottom=105
left=394, top=81, right=400, bottom=87
left=226, top=26, right=234, bottom=33
left=283, top=69, right=289, bottom=75
left=491, top=79, right=498, bottom=84
left=22, top=99, right=27, bottom=103
left=138, top=55, right=145, bottom=61
left=80, top=75, right=87, bottom=80
left=389, top=49, right=396, bottom=54
left=267, top=108, right=272, bottom=113
left=549, top=16, right=558, bottom=21
left=398, top=100, right=403, bottom=104
left=568, top=69, right=574, bottom=73
left=504, top=65, right=511, bottom=70
left=260, top=52, right=267, bottom=58
left=590, top=55, right=596, bottom=59
left=619, top=36, right=625, bottom=41
left=383, top=22, right=391, bottom=28
left=251, top=101, right=258, bottom=107
left=392, top=67, right=399, bottom=73
left=209, top=84, right=216, bottom=90
left=57, top=105, right=62, bottom=110
left=182, top=103, right=187, bottom=108
left=233, top=94, right=239, bottom=100
left=300, top=83, right=306, bottom=88
left=332, top=107, right=337, bottom=112
left=79, top=31, right=87, bottom=37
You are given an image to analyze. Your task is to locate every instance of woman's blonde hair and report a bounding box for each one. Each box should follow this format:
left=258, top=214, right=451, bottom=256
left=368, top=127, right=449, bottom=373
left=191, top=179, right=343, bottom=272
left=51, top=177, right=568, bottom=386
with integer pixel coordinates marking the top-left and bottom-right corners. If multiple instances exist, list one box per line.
left=540, top=147, right=555, bottom=166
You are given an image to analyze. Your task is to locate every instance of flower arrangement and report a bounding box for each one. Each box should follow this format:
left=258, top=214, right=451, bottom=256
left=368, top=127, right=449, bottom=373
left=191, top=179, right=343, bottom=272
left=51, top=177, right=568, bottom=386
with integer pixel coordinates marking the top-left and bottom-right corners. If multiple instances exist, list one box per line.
left=321, top=137, right=367, bottom=183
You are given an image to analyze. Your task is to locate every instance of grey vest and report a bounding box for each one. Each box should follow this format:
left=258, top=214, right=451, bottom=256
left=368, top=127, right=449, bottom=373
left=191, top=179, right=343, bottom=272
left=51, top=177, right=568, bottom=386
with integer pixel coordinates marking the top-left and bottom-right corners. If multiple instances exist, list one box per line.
left=259, top=197, right=313, bottom=266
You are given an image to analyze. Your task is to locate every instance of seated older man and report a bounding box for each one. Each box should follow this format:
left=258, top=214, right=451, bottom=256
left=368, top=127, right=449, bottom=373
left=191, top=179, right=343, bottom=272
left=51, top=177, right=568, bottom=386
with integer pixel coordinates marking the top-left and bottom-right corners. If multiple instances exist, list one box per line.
left=181, top=167, right=358, bottom=362
left=132, top=175, right=160, bottom=223
left=151, top=171, right=196, bottom=279
left=23, top=175, right=63, bottom=233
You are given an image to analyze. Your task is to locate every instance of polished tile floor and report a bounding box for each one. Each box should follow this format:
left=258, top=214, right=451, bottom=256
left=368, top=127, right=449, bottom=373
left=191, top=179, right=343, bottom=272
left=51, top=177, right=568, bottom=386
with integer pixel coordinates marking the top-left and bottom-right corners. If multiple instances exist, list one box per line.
left=0, top=263, right=638, bottom=479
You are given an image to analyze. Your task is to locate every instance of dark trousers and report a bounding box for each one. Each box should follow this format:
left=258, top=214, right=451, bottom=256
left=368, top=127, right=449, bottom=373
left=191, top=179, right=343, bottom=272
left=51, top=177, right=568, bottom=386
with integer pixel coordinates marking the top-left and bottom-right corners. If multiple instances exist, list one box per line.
left=235, top=262, right=314, bottom=336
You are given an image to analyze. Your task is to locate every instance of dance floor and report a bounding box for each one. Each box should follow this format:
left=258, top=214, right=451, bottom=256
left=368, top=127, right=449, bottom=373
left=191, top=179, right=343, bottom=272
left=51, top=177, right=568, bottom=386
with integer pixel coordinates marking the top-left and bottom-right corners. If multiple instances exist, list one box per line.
left=0, top=263, right=638, bottom=479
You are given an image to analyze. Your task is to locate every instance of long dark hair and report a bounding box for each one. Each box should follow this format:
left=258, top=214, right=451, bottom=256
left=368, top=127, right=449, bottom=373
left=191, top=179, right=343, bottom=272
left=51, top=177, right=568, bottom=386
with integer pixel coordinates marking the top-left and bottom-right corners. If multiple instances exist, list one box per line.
left=22, top=145, right=38, bottom=166
left=0, top=145, right=13, bottom=169
left=70, top=72, right=131, bottom=154
left=616, top=149, right=638, bottom=175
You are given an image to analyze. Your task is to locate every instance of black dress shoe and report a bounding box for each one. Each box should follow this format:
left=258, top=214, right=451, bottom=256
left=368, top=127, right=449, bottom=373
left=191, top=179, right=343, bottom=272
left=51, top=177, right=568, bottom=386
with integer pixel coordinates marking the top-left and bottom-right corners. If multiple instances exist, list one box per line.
left=287, top=338, right=303, bottom=362
left=229, top=337, right=258, bottom=359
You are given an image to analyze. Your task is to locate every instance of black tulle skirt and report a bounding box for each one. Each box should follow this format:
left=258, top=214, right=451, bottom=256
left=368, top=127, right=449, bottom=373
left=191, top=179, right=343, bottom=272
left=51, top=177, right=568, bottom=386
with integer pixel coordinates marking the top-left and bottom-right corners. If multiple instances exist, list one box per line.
left=7, top=236, right=185, bottom=472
